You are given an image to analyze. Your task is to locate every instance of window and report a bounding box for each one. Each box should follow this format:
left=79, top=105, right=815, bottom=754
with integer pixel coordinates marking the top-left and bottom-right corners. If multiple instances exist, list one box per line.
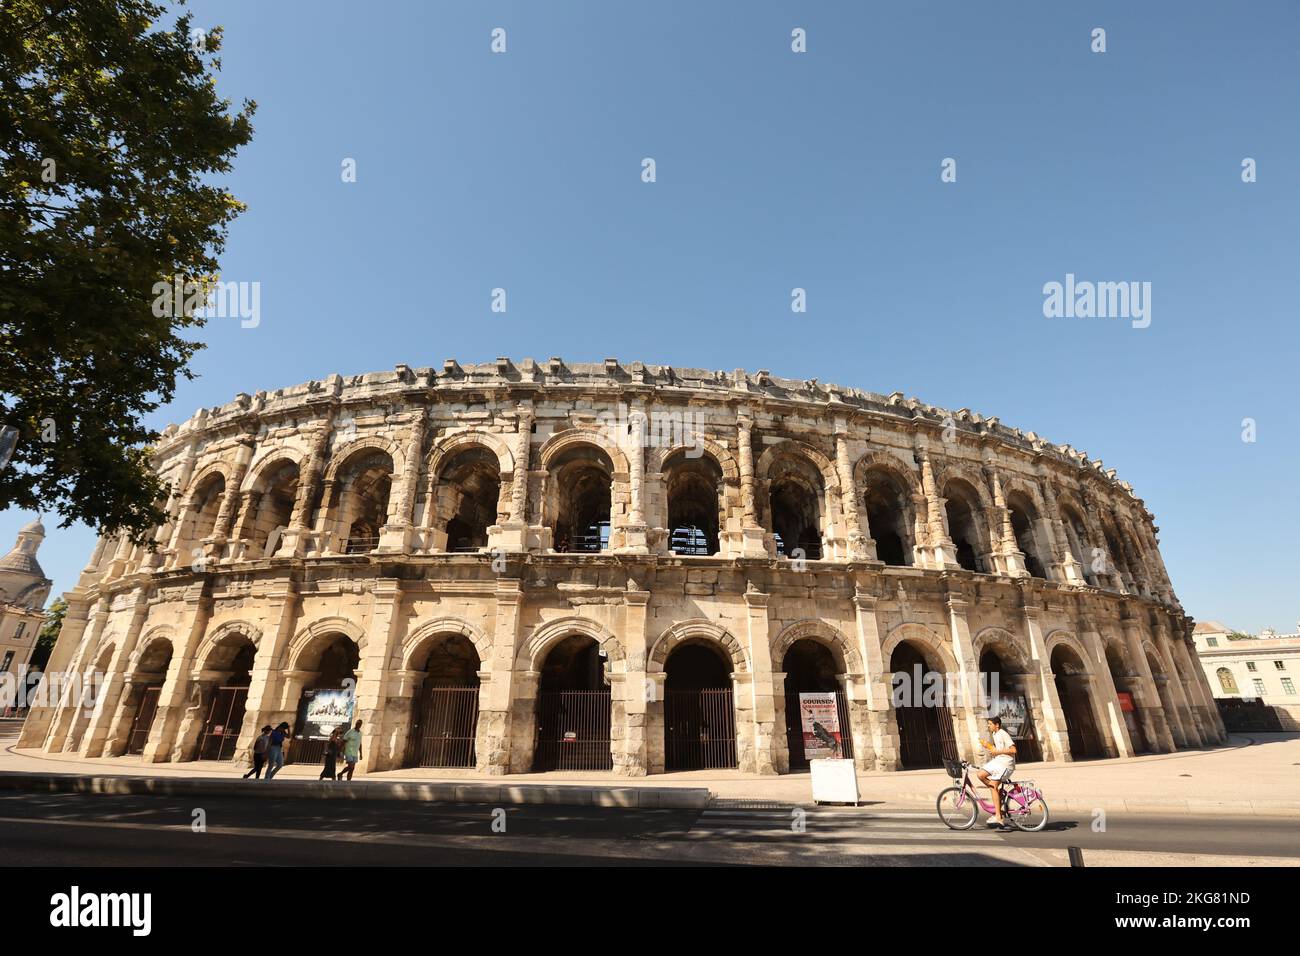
left=1274, top=661, right=1286, bottom=670
left=1216, top=668, right=1239, bottom=695
left=0, top=651, right=11, bottom=674
left=1283, top=678, right=1296, bottom=696
left=13, top=622, right=26, bottom=640
left=1206, top=637, right=1218, bottom=647
left=1252, top=678, right=1266, bottom=696
left=1246, top=661, right=1257, bottom=672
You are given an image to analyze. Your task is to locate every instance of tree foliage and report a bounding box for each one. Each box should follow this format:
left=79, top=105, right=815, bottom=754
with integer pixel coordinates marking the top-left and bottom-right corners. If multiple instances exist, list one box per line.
left=0, top=0, right=255, bottom=542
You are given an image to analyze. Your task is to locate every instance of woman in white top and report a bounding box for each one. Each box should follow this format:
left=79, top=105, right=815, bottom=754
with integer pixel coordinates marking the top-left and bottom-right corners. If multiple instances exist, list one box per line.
left=973, top=715, right=1017, bottom=827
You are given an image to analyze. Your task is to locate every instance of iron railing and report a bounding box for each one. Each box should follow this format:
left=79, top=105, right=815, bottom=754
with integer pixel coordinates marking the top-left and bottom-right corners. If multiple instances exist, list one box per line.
left=533, top=690, right=612, bottom=771
left=408, top=686, right=479, bottom=768
left=665, top=688, right=737, bottom=770
left=126, top=686, right=162, bottom=755
left=197, top=686, right=249, bottom=761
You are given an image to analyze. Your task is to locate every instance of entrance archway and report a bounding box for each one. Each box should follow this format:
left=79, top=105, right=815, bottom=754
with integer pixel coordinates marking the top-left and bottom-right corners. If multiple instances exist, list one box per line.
left=781, top=639, right=854, bottom=770
left=288, top=633, right=359, bottom=765
left=1105, top=645, right=1150, bottom=754
left=890, top=641, right=958, bottom=768
left=1051, top=645, right=1106, bottom=759
left=406, top=634, right=481, bottom=768
left=664, top=642, right=736, bottom=770
left=979, top=647, right=1041, bottom=762
left=196, top=635, right=256, bottom=761
left=533, top=635, right=612, bottom=771
left=126, top=639, right=173, bottom=755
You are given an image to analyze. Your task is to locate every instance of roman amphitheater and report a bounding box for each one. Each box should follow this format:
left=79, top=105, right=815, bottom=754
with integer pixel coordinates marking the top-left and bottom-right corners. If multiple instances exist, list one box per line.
left=20, top=358, right=1226, bottom=776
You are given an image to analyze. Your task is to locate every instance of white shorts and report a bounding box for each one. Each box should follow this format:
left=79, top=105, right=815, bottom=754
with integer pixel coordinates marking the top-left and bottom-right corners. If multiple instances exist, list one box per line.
left=978, top=762, right=1014, bottom=782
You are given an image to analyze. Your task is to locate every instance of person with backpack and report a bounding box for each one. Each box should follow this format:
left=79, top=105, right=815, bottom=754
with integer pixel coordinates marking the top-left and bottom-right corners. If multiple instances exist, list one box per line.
left=243, top=725, right=272, bottom=779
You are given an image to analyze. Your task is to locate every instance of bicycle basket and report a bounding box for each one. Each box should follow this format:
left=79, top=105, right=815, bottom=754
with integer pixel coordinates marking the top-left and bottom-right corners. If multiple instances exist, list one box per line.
left=943, top=758, right=963, bottom=779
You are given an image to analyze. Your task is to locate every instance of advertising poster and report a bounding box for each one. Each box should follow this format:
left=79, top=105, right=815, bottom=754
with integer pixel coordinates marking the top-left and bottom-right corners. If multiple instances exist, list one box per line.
left=993, top=693, right=1033, bottom=740
left=301, top=687, right=355, bottom=740
left=798, top=692, right=843, bottom=760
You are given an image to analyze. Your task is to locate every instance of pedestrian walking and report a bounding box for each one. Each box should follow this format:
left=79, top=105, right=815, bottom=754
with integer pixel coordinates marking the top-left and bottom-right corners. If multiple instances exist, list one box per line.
left=320, top=727, right=342, bottom=780
left=338, top=719, right=363, bottom=781
left=264, top=721, right=291, bottom=780
left=243, top=725, right=272, bottom=779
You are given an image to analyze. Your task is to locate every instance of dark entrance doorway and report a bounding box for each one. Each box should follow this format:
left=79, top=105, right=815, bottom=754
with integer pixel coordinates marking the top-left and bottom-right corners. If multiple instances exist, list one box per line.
left=1106, top=646, right=1149, bottom=754
left=126, top=686, right=162, bottom=755
left=1052, top=646, right=1106, bottom=759
left=782, top=639, right=854, bottom=771
left=406, top=634, right=481, bottom=768
left=533, top=635, right=612, bottom=771
left=197, top=640, right=255, bottom=761
left=979, top=648, right=1042, bottom=763
left=890, top=642, right=958, bottom=769
left=289, top=635, right=359, bottom=765
left=664, top=643, right=736, bottom=770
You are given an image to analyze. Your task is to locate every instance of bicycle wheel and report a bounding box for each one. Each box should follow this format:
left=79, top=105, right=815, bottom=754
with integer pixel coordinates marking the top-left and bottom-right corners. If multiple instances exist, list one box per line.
left=937, top=786, right=978, bottom=830
left=1008, top=793, right=1049, bottom=832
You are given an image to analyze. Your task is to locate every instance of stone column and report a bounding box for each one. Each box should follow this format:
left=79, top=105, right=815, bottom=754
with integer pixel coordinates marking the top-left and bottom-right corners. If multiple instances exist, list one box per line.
left=734, top=413, right=769, bottom=556
left=487, top=580, right=526, bottom=773
left=358, top=578, right=404, bottom=770
left=850, top=586, right=897, bottom=769
left=379, top=413, right=425, bottom=552
left=278, top=419, right=332, bottom=556
left=18, top=593, right=100, bottom=749
left=945, top=591, right=985, bottom=758
left=1153, top=621, right=1202, bottom=748
left=40, top=598, right=112, bottom=752
left=229, top=581, right=299, bottom=765
left=227, top=489, right=263, bottom=561
left=491, top=407, right=533, bottom=552
left=1040, top=479, right=1085, bottom=585
left=79, top=590, right=152, bottom=757
left=834, top=426, right=869, bottom=559
left=917, top=447, right=954, bottom=570
left=742, top=584, right=779, bottom=774
left=147, top=448, right=198, bottom=570
left=1122, top=618, right=1176, bottom=752
left=617, top=585, right=650, bottom=775
left=1021, top=599, right=1071, bottom=761
left=1078, top=618, right=1135, bottom=758
left=984, top=461, right=1025, bottom=577
left=142, top=584, right=213, bottom=763
left=619, top=409, right=650, bottom=554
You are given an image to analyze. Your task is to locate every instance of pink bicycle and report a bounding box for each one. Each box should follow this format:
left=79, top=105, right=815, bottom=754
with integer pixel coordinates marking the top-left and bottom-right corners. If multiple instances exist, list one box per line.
left=936, top=758, right=1049, bottom=832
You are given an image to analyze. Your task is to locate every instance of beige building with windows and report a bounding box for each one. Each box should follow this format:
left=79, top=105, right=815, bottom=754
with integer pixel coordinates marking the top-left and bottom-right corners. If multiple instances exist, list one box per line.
left=1194, top=620, right=1300, bottom=730
left=19, top=360, right=1225, bottom=774
left=0, top=519, right=52, bottom=678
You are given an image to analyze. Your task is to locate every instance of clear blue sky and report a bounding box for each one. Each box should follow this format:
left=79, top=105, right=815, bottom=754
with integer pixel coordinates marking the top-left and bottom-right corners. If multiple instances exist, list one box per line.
left=5, top=1, right=1298, bottom=633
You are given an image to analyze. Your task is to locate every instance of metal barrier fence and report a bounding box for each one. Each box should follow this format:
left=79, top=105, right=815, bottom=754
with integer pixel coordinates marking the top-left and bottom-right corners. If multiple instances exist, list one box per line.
left=665, top=688, right=737, bottom=770
left=408, top=686, right=479, bottom=768
left=533, top=690, right=612, bottom=771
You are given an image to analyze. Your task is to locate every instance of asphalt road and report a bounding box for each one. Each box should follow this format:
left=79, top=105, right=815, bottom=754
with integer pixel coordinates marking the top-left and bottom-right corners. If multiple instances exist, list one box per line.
left=0, top=789, right=1295, bottom=866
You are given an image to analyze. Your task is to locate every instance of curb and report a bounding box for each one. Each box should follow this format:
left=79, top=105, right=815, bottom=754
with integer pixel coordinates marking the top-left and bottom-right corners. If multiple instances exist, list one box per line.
left=861, top=790, right=1300, bottom=817
left=0, top=770, right=712, bottom=811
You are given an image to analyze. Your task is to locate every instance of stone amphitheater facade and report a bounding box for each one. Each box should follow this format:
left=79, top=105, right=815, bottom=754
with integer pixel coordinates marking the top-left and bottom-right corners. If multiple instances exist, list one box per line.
left=21, top=358, right=1226, bottom=776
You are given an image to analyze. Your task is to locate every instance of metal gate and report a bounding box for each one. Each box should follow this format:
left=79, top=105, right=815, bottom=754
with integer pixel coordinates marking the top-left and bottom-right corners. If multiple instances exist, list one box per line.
left=665, top=688, right=737, bottom=770
left=197, top=686, right=249, bottom=761
left=533, top=690, right=612, bottom=771
left=408, top=686, right=479, bottom=768
left=126, top=685, right=162, bottom=755
left=784, top=691, right=856, bottom=770
left=894, top=699, right=959, bottom=769
left=1057, top=679, right=1106, bottom=758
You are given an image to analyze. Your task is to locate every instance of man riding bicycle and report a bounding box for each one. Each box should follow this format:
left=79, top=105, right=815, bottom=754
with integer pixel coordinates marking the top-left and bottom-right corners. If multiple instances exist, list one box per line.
left=972, top=715, right=1017, bottom=827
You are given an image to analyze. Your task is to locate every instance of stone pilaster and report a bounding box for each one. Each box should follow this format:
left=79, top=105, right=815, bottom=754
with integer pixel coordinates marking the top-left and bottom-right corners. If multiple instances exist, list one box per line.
left=378, top=413, right=425, bottom=552
left=733, top=412, right=769, bottom=557
left=742, top=584, right=779, bottom=774
left=278, top=418, right=332, bottom=557
left=143, top=584, right=213, bottom=763
left=80, top=589, right=151, bottom=757
left=1078, top=617, right=1135, bottom=758
left=1122, top=617, right=1176, bottom=752
left=850, top=586, right=897, bottom=769
left=617, top=585, right=650, bottom=775
left=1021, top=598, right=1071, bottom=761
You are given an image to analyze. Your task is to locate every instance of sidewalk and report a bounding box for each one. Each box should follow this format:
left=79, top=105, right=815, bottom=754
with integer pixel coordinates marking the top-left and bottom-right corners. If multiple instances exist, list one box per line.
left=4, top=732, right=1298, bottom=815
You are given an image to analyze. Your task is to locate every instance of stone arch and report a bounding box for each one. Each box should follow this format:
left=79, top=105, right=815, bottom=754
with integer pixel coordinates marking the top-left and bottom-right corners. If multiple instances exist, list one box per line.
left=646, top=438, right=739, bottom=482
left=427, top=430, right=515, bottom=478
left=852, top=450, right=922, bottom=499
left=194, top=620, right=264, bottom=667
left=521, top=615, right=626, bottom=672
left=183, top=460, right=232, bottom=504
left=971, top=626, right=1034, bottom=674
left=881, top=622, right=959, bottom=674
left=1044, top=629, right=1096, bottom=675
left=935, top=461, right=994, bottom=512
left=536, top=427, right=631, bottom=476
left=127, top=629, right=176, bottom=674
left=772, top=619, right=862, bottom=675
left=284, top=617, right=367, bottom=671
left=757, top=439, right=840, bottom=491
left=401, top=617, right=491, bottom=671
left=243, top=450, right=306, bottom=493
left=322, top=435, right=404, bottom=485
left=647, top=619, right=748, bottom=674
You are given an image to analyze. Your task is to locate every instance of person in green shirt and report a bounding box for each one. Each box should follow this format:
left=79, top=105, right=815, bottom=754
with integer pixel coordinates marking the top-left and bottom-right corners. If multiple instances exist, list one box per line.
left=339, top=719, right=363, bottom=781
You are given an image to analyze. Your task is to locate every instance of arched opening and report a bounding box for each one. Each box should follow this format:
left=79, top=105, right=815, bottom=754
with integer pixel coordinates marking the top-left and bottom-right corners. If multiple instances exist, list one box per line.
left=1105, top=644, right=1149, bottom=754
left=196, top=634, right=257, bottom=761
left=1051, top=644, right=1105, bottom=759
left=289, top=634, right=360, bottom=765
left=1060, top=503, right=1096, bottom=585
left=889, top=641, right=957, bottom=769
left=251, top=460, right=299, bottom=558
left=1006, top=492, right=1048, bottom=579
left=1102, top=525, right=1131, bottom=588
left=182, top=473, right=226, bottom=555
left=69, top=644, right=115, bottom=753
left=768, top=456, right=824, bottom=560
left=863, top=467, right=914, bottom=567
left=435, top=447, right=501, bottom=552
left=533, top=635, right=612, bottom=771
left=332, top=451, right=393, bottom=554
left=979, top=646, right=1042, bottom=762
left=126, top=639, right=174, bottom=755
left=782, top=639, right=854, bottom=770
left=664, top=642, right=736, bottom=770
left=550, top=445, right=613, bottom=553
left=943, top=479, right=988, bottom=573
left=664, top=451, right=723, bottom=556
left=406, top=633, right=481, bottom=768
left=1145, top=650, right=1179, bottom=740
